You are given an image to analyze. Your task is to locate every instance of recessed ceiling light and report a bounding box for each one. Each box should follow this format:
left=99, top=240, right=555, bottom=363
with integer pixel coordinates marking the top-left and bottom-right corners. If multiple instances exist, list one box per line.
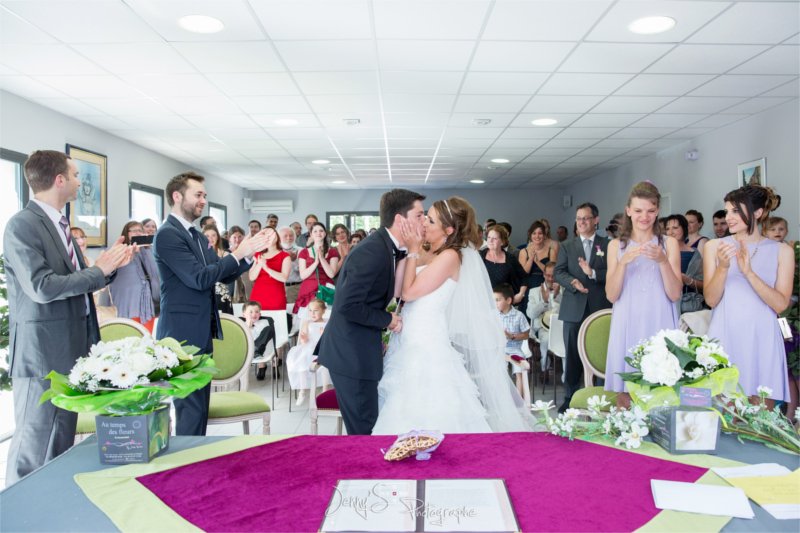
left=531, top=118, right=558, bottom=126
left=312, top=159, right=330, bottom=165
left=273, top=118, right=298, bottom=126
left=490, top=158, right=510, bottom=164
left=628, top=16, right=676, bottom=35
left=469, top=179, right=485, bottom=184
left=331, top=180, right=347, bottom=184
left=178, top=15, right=225, bottom=34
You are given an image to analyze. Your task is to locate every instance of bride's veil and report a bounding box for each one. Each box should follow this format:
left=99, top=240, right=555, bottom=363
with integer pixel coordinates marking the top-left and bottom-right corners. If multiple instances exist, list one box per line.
left=447, top=245, right=535, bottom=431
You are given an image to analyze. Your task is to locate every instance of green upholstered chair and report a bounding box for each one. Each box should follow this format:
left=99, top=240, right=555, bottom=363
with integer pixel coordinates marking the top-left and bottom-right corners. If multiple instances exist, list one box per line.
left=569, top=309, right=617, bottom=411
left=208, top=314, right=271, bottom=435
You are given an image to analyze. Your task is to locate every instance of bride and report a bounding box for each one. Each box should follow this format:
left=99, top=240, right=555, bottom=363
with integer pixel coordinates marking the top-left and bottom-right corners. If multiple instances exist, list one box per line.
left=372, top=197, right=535, bottom=434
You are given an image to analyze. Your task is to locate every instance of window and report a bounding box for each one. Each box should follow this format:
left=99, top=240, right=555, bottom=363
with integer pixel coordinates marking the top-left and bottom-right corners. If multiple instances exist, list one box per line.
left=0, top=148, right=29, bottom=251
left=129, top=182, right=163, bottom=225
left=327, top=211, right=380, bottom=233
left=208, top=202, right=227, bottom=232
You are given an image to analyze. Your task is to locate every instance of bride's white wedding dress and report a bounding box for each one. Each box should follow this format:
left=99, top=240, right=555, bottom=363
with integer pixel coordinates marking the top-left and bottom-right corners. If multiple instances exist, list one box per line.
left=372, top=247, right=534, bottom=435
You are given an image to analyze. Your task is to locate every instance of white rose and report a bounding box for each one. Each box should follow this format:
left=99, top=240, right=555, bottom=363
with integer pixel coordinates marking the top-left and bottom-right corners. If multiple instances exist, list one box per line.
left=640, top=346, right=683, bottom=386
left=652, top=329, right=689, bottom=349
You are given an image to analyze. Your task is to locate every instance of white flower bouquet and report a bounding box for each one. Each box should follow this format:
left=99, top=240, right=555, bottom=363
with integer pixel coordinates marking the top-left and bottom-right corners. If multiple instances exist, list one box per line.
left=619, top=329, right=739, bottom=410
left=40, top=337, right=215, bottom=416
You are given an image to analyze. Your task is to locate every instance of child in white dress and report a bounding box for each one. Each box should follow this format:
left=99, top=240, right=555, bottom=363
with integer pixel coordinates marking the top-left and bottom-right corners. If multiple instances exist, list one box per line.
left=287, top=299, right=331, bottom=406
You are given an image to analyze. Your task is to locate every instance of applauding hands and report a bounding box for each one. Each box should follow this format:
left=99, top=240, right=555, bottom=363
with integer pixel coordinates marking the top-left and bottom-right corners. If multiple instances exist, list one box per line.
left=94, top=236, right=136, bottom=276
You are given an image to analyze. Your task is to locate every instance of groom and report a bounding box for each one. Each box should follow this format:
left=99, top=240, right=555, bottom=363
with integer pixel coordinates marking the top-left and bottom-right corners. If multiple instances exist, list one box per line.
left=318, top=189, right=426, bottom=435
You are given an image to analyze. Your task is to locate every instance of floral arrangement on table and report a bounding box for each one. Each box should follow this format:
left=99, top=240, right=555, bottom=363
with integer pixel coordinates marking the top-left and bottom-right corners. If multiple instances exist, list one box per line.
left=618, top=329, right=739, bottom=410
left=532, top=396, right=651, bottom=450
left=716, top=386, right=800, bottom=455
left=40, top=336, right=215, bottom=416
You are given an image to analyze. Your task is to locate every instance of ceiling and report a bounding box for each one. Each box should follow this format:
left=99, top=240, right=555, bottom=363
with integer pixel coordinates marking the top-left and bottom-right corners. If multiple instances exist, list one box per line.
left=0, top=0, right=797, bottom=191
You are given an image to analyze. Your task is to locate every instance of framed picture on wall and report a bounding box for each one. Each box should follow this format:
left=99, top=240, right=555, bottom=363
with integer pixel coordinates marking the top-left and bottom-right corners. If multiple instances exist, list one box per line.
left=737, top=157, right=766, bottom=188
left=66, top=144, right=107, bottom=247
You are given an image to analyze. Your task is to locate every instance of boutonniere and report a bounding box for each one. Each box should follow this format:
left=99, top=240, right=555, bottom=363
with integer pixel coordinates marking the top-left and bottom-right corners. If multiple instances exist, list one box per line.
left=595, top=245, right=604, bottom=257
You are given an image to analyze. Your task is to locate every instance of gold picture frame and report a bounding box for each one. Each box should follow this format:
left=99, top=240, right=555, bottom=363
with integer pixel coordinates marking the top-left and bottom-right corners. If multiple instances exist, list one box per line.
left=66, top=144, right=107, bottom=247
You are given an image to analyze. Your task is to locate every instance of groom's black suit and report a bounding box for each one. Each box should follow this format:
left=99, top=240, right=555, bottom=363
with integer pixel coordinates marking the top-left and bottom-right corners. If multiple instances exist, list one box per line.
left=317, top=227, right=398, bottom=435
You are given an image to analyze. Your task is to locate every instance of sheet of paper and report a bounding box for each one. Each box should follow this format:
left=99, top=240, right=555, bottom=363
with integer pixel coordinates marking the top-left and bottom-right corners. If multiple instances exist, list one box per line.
left=711, top=463, right=792, bottom=479
left=651, top=479, right=754, bottom=519
left=726, top=469, right=800, bottom=520
left=423, top=479, right=518, bottom=532
left=320, top=479, right=417, bottom=532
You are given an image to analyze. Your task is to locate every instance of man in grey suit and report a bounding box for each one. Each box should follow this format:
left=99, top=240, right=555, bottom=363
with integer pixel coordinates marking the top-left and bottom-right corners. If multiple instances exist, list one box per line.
left=3, top=150, right=132, bottom=485
left=554, top=202, right=612, bottom=412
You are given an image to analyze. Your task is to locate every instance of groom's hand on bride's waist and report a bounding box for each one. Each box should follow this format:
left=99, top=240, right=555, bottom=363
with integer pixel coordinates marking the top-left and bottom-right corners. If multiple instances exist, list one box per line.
left=388, top=312, right=403, bottom=333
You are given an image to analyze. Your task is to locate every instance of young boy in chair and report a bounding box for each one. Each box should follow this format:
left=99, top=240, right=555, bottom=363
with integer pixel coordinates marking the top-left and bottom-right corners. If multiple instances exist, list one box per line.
left=240, top=300, right=275, bottom=380
left=494, top=283, right=531, bottom=397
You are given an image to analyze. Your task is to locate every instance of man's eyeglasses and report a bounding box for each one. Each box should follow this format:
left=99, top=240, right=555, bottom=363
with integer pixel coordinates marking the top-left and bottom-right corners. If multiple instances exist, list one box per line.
left=575, top=216, right=595, bottom=222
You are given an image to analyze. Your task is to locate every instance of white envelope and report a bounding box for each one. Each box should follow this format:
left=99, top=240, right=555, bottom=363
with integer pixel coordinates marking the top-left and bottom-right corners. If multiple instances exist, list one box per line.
left=651, top=479, right=754, bottom=519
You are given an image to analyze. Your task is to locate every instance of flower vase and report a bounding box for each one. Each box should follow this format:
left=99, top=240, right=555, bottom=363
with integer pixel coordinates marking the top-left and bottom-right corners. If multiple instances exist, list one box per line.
left=626, top=367, right=740, bottom=412
left=95, top=403, right=171, bottom=464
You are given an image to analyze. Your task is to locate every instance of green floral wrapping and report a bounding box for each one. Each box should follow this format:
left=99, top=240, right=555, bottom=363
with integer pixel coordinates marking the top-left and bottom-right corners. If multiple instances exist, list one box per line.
left=626, top=367, right=740, bottom=411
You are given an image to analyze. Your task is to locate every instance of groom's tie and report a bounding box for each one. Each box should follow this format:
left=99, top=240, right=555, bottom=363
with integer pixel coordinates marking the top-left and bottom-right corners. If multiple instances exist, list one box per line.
left=393, top=247, right=407, bottom=265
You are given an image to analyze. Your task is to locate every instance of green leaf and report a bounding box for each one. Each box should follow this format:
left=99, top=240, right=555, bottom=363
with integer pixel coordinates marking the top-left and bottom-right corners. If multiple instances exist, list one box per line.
left=664, top=337, right=694, bottom=368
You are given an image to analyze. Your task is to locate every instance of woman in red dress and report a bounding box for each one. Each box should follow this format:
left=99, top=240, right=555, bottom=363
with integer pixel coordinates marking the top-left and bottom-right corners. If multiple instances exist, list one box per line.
left=293, top=222, right=339, bottom=314
left=249, top=226, right=291, bottom=311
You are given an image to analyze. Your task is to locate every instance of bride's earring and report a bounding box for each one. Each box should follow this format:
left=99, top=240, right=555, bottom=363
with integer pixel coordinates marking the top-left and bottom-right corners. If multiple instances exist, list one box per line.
left=422, top=241, right=431, bottom=252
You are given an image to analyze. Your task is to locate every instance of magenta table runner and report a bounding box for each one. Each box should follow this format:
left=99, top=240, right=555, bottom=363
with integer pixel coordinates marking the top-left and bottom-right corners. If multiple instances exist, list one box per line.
left=136, top=433, right=706, bottom=532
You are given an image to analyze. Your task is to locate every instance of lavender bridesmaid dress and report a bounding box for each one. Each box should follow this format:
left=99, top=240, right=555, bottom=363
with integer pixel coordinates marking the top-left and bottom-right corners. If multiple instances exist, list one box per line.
left=605, top=237, right=679, bottom=392
left=708, top=237, right=789, bottom=400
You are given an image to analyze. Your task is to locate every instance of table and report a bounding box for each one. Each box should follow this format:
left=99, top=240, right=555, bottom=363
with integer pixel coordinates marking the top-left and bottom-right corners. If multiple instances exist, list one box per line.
left=1, top=434, right=797, bottom=532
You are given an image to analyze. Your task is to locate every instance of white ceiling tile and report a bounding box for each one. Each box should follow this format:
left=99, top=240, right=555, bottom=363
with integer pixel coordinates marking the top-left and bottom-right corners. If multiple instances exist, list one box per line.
left=3, top=0, right=162, bottom=42
left=453, top=94, right=528, bottom=113
left=206, top=73, right=299, bottom=96
left=446, top=127, right=505, bottom=139
left=121, top=74, right=222, bottom=97
left=539, top=73, right=633, bottom=95
left=570, top=114, right=645, bottom=128
left=250, top=0, right=371, bottom=39
left=647, top=45, right=769, bottom=74
left=380, top=71, right=463, bottom=94
left=32, top=75, right=143, bottom=98
left=688, top=2, right=800, bottom=45
left=610, top=127, right=677, bottom=139
left=690, top=75, right=796, bottom=97
left=731, top=46, right=800, bottom=75
left=0, top=64, right=17, bottom=75
left=29, top=97, right=106, bottom=116
left=157, top=95, right=242, bottom=115
left=72, top=43, right=195, bottom=75
left=378, top=40, right=475, bottom=71
left=373, top=0, right=489, bottom=40
left=172, top=42, right=284, bottom=73
left=471, top=42, right=575, bottom=72
left=761, top=79, right=799, bottom=97
left=316, top=113, right=383, bottom=127
left=446, top=113, right=513, bottom=128
left=382, top=94, right=455, bottom=113
left=385, top=113, right=449, bottom=127
left=233, top=95, right=313, bottom=114
left=587, top=1, right=729, bottom=43
left=293, top=71, right=378, bottom=95
left=488, top=138, right=548, bottom=150
left=594, top=138, right=649, bottom=149
left=656, top=96, right=746, bottom=114
left=784, top=33, right=800, bottom=45
left=80, top=97, right=169, bottom=116
left=75, top=115, right=136, bottom=131
left=275, top=41, right=376, bottom=71
left=524, top=95, right=604, bottom=113
left=560, top=43, right=673, bottom=73
left=533, top=147, right=584, bottom=157
left=125, top=0, right=266, bottom=41
left=633, top=114, right=706, bottom=128
left=511, top=113, right=581, bottom=128
left=305, top=94, right=381, bottom=113
left=542, top=138, right=598, bottom=149
left=483, top=0, right=612, bottom=41
left=721, top=96, right=795, bottom=114
left=556, top=127, right=620, bottom=139
left=185, top=114, right=258, bottom=129
left=0, top=75, right=66, bottom=97
left=460, top=72, right=548, bottom=95
left=0, top=44, right=106, bottom=75
left=592, top=95, right=674, bottom=113
left=615, top=74, right=716, bottom=96
left=579, top=147, right=629, bottom=157
left=500, top=128, right=564, bottom=140
left=687, top=114, right=749, bottom=129
left=0, top=7, right=57, bottom=44
left=663, top=127, right=714, bottom=139
left=115, top=114, right=194, bottom=130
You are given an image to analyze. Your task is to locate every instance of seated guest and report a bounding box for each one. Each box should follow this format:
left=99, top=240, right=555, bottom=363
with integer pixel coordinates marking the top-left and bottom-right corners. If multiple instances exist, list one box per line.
left=142, top=218, right=158, bottom=236
left=286, top=299, right=331, bottom=405
left=712, top=209, right=728, bottom=238
left=294, top=222, right=339, bottom=315
left=526, top=263, right=562, bottom=371
left=249, top=226, right=290, bottom=313
left=494, top=283, right=531, bottom=398
left=227, top=226, right=249, bottom=304
left=481, top=225, right=527, bottom=305
left=241, top=300, right=276, bottom=381
left=685, top=209, right=709, bottom=256
left=664, top=214, right=705, bottom=313
left=108, top=221, right=160, bottom=332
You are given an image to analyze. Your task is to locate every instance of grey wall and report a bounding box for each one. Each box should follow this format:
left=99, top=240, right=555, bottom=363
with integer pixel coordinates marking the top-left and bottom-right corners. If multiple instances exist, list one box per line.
left=0, top=90, right=247, bottom=256
left=248, top=187, right=565, bottom=247
left=560, top=99, right=799, bottom=240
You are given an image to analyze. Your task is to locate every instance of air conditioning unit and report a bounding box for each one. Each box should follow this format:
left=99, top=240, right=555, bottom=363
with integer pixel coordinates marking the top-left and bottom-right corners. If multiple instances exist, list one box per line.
left=249, top=199, right=294, bottom=214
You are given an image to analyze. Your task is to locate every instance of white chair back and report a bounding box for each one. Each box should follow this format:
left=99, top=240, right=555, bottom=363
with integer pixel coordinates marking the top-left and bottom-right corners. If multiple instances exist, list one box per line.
left=548, top=312, right=566, bottom=359
left=262, top=310, right=289, bottom=354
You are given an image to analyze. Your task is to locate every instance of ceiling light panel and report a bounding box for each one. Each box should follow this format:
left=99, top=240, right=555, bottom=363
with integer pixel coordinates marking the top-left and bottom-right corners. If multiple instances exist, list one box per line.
left=275, top=41, right=376, bottom=71
left=560, top=43, right=673, bottom=73
left=512, top=114, right=579, bottom=127
left=250, top=0, right=372, bottom=39
left=124, top=0, right=264, bottom=41
left=587, top=1, right=727, bottom=42
left=373, top=0, right=489, bottom=40
left=688, top=2, right=800, bottom=44
left=471, top=41, right=575, bottom=71
left=483, top=0, right=611, bottom=41
left=647, top=44, right=769, bottom=74
left=172, top=42, right=285, bottom=73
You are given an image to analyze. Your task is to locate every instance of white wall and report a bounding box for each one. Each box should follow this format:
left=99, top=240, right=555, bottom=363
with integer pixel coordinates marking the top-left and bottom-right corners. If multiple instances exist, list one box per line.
left=248, top=187, right=565, bottom=247
left=0, top=90, right=247, bottom=253
left=560, top=99, right=799, bottom=240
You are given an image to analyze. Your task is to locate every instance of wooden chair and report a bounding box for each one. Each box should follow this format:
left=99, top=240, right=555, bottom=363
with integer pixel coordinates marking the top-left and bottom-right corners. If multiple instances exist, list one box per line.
left=308, top=361, right=343, bottom=435
left=207, top=314, right=271, bottom=435
left=569, top=309, right=617, bottom=411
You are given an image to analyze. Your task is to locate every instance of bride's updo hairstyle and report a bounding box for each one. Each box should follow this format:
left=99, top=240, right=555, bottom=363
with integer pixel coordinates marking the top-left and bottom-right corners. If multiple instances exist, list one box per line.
left=431, top=196, right=483, bottom=258
left=723, top=185, right=781, bottom=235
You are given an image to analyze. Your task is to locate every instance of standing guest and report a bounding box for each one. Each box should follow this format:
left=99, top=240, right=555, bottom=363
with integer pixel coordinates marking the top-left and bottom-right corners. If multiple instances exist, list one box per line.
left=354, top=228, right=368, bottom=240
left=331, top=223, right=352, bottom=273
left=480, top=225, right=527, bottom=305
left=279, top=226, right=303, bottom=307
left=605, top=183, right=681, bottom=407
left=705, top=186, right=793, bottom=407
left=70, top=226, right=92, bottom=267
left=142, top=218, right=158, bottom=236
left=685, top=209, right=709, bottom=256
left=538, top=219, right=560, bottom=260
left=368, top=228, right=377, bottom=236
left=605, top=213, right=624, bottom=239
left=108, top=221, right=161, bottom=332
left=712, top=209, right=729, bottom=239
left=266, top=213, right=279, bottom=228
left=290, top=221, right=302, bottom=238
left=248, top=219, right=262, bottom=237
left=226, top=225, right=249, bottom=304
left=494, top=283, right=531, bottom=398
left=350, top=234, right=363, bottom=246
left=556, top=225, right=569, bottom=242
left=4, top=150, right=133, bottom=485
left=154, top=171, right=268, bottom=436
left=297, top=213, right=319, bottom=248
left=200, top=216, right=228, bottom=250
left=249, top=226, right=290, bottom=312
left=203, top=224, right=226, bottom=259
left=484, top=218, right=497, bottom=239
left=554, top=202, right=612, bottom=412
left=294, top=222, right=339, bottom=315
left=665, top=214, right=704, bottom=313
left=520, top=221, right=557, bottom=290
left=203, top=224, right=233, bottom=314
left=764, top=216, right=789, bottom=244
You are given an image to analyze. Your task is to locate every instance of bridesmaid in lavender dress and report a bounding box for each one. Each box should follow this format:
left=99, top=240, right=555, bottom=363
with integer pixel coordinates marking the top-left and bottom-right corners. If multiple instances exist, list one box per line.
left=604, top=182, right=683, bottom=406
left=705, top=186, right=794, bottom=406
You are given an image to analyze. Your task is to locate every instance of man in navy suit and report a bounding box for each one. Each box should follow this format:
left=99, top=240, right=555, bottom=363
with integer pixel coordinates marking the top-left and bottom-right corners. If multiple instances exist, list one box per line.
left=318, top=189, right=425, bottom=435
left=154, top=171, right=269, bottom=435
